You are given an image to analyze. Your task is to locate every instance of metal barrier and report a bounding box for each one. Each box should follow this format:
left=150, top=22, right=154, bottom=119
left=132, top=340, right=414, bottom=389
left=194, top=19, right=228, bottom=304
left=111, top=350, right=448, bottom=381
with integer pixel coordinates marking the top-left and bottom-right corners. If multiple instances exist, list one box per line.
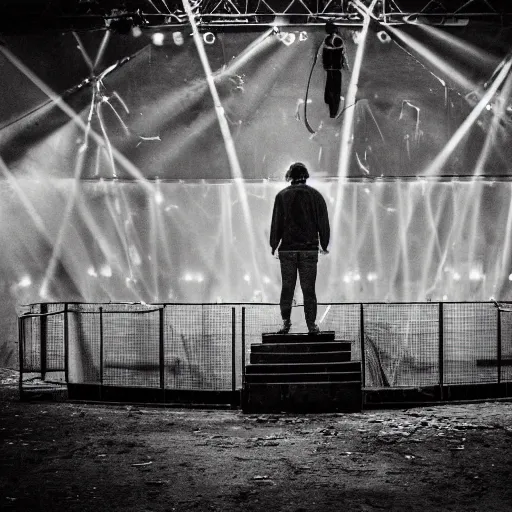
left=18, top=301, right=512, bottom=407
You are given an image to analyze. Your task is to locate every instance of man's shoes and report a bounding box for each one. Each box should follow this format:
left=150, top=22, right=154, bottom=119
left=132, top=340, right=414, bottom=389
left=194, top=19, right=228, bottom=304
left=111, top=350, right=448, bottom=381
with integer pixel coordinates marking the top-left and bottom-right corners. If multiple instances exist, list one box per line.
left=278, top=319, right=291, bottom=334
left=308, top=324, right=320, bottom=334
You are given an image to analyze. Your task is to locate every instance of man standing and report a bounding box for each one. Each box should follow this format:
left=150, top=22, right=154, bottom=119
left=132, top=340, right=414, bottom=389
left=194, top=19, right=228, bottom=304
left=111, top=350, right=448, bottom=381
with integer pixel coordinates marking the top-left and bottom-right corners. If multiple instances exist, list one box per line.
left=270, top=163, right=330, bottom=334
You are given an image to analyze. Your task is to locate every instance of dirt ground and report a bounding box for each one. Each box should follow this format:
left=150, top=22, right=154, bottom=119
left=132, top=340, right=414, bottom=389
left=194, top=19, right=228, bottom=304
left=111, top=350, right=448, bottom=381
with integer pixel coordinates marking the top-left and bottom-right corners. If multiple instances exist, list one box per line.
left=2, top=369, right=512, bottom=512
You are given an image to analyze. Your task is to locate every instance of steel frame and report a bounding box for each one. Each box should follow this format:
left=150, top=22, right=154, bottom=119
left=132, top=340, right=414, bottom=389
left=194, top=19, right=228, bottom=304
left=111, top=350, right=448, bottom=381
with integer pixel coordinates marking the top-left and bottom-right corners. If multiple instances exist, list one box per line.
left=1, top=0, right=511, bottom=31
left=140, top=0, right=512, bottom=27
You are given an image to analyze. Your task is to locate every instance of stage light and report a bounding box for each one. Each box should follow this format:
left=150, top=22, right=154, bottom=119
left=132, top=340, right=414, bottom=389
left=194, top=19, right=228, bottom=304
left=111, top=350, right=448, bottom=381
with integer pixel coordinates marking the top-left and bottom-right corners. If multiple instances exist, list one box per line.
left=377, top=31, right=391, bottom=44
left=272, top=15, right=290, bottom=27
left=508, top=273, right=512, bottom=281
left=184, top=273, right=193, bottom=281
left=100, top=265, right=112, bottom=277
left=263, top=276, right=271, bottom=284
left=154, top=191, right=163, bottom=204
left=173, top=32, right=184, bottom=46
left=442, top=295, right=448, bottom=301
left=18, top=275, right=32, bottom=287
left=469, top=269, right=484, bottom=281
left=87, top=267, right=98, bottom=277
left=244, top=274, right=250, bottom=282
left=196, top=274, right=204, bottom=283
left=453, top=272, right=461, bottom=281
left=132, top=26, right=142, bottom=38
left=152, top=32, right=165, bottom=46
left=353, top=273, right=361, bottom=281
left=367, top=272, right=378, bottom=282
left=203, top=32, right=215, bottom=45
left=343, top=274, right=351, bottom=283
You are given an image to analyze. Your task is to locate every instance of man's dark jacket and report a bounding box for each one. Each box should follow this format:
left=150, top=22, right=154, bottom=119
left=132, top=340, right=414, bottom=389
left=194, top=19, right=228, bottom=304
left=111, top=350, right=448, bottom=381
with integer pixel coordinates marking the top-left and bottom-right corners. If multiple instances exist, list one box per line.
left=270, top=183, right=330, bottom=253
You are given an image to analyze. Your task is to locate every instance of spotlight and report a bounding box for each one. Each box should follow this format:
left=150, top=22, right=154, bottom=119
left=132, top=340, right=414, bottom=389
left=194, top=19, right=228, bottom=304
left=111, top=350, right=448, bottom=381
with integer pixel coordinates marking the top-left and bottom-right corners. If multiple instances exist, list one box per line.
left=154, top=191, right=163, bottom=205
left=377, top=31, right=391, bottom=44
left=203, top=32, right=215, bottom=45
left=152, top=32, right=165, bottom=46
left=272, top=15, right=290, bottom=27
left=173, top=31, right=184, bottom=46
left=469, top=269, right=484, bottom=281
left=100, top=265, right=112, bottom=277
left=18, top=275, right=32, bottom=287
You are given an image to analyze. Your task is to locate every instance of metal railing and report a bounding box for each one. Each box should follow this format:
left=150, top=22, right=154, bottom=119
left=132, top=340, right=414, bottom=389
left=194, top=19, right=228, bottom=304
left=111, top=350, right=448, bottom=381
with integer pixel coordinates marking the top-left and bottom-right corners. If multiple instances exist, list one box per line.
left=18, top=301, right=512, bottom=406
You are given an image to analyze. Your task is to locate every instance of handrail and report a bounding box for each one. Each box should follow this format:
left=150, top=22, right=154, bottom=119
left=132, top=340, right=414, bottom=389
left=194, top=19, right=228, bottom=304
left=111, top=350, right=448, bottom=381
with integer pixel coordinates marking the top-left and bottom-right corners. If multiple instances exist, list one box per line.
left=20, top=310, right=66, bottom=319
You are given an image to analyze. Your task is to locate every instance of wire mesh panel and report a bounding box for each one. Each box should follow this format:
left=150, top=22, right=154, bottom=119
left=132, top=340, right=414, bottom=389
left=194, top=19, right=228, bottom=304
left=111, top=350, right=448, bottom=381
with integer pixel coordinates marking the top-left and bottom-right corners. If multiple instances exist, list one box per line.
left=500, top=308, right=512, bottom=383
left=164, top=305, right=234, bottom=391
left=363, top=303, right=439, bottom=388
left=46, top=304, right=65, bottom=372
left=240, top=304, right=281, bottom=388
left=317, top=303, right=361, bottom=360
left=102, top=308, right=161, bottom=388
left=67, top=305, right=101, bottom=384
left=443, top=303, right=497, bottom=385
left=20, top=314, right=41, bottom=373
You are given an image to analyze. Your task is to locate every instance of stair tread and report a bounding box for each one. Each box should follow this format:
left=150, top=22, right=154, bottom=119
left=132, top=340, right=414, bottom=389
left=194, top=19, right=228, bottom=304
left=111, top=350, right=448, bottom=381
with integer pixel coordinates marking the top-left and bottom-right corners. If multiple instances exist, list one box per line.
left=251, top=342, right=351, bottom=349
left=248, top=361, right=358, bottom=366
left=247, top=371, right=361, bottom=375
left=251, top=350, right=352, bottom=357
left=245, top=380, right=362, bottom=386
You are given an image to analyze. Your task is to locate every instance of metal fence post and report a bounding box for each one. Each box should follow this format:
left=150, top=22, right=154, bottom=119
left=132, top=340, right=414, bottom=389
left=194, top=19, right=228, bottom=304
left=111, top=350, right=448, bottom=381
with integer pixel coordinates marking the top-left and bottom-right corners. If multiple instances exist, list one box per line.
left=497, top=307, right=502, bottom=386
left=241, top=307, right=246, bottom=386
left=40, top=303, right=47, bottom=381
left=439, top=302, right=444, bottom=401
left=18, top=316, right=24, bottom=400
left=231, top=307, right=236, bottom=409
left=360, top=303, right=366, bottom=388
left=64, top=303, right=69, bottom=384
left=159, top=306, right=165, bottom=391
left=99, top=307, right=104, bottom=392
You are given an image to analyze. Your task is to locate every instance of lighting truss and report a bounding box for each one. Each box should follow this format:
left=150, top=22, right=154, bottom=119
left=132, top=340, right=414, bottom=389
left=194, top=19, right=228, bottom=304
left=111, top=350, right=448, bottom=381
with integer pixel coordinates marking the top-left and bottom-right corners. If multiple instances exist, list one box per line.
left=0, top=0, right=511, bottom=31
left=137, top=0, right=512, bottom=27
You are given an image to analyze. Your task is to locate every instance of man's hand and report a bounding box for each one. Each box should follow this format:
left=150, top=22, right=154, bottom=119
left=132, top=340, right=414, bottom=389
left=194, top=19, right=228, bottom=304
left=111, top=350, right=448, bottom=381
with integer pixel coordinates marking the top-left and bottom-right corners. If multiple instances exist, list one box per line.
left=272, top=250, right=279, bottom=259
left=320, top=248, right=329, bottom=255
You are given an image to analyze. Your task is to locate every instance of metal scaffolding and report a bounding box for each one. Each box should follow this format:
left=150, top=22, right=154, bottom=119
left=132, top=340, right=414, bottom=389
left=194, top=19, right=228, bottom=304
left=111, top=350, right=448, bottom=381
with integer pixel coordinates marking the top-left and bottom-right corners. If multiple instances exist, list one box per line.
left=0, top=0, right=511, bottom=31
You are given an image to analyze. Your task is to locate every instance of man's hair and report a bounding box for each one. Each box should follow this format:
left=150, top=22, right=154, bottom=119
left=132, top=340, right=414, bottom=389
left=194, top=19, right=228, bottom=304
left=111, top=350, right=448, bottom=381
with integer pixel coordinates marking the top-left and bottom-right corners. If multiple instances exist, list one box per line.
left=286, top=162, right=309, bottom=183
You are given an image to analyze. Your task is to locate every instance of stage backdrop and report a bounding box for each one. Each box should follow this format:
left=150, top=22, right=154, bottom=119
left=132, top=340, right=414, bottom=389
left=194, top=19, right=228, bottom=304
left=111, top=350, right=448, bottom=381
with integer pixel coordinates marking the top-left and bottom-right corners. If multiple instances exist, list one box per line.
left=0, top=23, right=511, bottom=366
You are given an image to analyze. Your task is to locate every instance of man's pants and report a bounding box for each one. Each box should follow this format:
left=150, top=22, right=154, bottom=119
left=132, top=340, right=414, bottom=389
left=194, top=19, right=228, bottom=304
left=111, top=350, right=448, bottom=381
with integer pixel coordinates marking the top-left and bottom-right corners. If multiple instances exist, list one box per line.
left=325, top=69, right=342, bottom=118
left=279, top=250, right=318, bottom=328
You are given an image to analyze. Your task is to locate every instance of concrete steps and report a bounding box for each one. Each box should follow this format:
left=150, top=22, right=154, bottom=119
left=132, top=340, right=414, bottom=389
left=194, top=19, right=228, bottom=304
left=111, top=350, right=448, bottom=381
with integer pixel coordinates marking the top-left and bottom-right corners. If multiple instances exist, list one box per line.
left=242, top=331, right=362, bottom=413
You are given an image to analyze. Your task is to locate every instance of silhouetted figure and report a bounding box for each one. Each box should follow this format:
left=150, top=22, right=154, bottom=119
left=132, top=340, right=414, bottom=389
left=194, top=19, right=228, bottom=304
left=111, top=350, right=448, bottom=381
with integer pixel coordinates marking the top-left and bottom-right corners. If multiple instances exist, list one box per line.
left=322, top=22, right=349, bottom=118
left=270, top=163, right=330, bottom=334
